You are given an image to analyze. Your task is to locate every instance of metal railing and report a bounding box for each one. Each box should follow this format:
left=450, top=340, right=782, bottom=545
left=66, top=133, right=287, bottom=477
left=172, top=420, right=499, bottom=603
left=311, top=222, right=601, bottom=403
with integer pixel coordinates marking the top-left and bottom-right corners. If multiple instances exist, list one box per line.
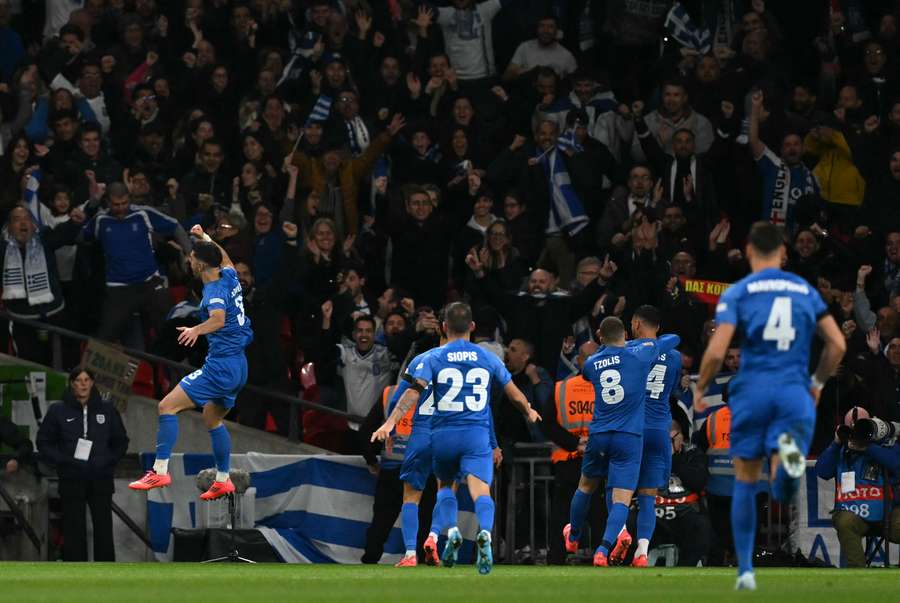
left=0, top=311, right=366, bottom=440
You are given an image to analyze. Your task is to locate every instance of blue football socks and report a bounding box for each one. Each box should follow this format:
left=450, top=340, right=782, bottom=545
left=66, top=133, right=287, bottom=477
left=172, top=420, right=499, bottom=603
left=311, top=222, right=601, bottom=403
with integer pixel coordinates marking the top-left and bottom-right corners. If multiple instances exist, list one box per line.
left=208, top=424, right=231, bottom=474
left=731, top=480, right=757, bottom=575
left=474, top=496, right=495, bottom=532
left=636, top=494, right=657, bottom=542
left=598, top=502, right=629, bottom=556
left=401, top=502, right=419, bottom=553
left=568, top=489, right=591, bottom=542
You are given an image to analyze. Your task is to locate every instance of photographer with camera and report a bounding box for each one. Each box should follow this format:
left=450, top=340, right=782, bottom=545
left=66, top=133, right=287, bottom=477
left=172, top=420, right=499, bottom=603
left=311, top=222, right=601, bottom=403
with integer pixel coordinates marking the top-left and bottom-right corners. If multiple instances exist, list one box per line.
left=815, top=407, right=900, bottom=567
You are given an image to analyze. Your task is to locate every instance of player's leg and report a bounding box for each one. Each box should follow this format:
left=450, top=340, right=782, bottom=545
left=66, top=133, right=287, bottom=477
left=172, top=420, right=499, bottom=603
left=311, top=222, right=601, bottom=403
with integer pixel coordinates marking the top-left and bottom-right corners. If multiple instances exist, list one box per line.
left=129, top=385, right=195, bottom=490
left=566, top=432, right=606, bottom=550
left=595, top=432, right=642, bottom=566
left=732, top=457, right=763, bottom=589
left=632, top=428, right=671, bottom=565
left=199, top=401, right=236, bottom=500
left=432, top=433, right=465, bottom=567
left=768, top=385, right=816, bottom=503
left=459, top=434, right=495, bottom=575
left=399, top=482, right=423, bottom=562
left=466, top=474, right=495, bottom=575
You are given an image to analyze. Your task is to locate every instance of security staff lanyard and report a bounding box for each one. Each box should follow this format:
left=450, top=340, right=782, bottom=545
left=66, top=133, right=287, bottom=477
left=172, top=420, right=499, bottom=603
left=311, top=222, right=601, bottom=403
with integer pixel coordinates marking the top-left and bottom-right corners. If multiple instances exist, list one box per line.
left=74, top=405, right=93, bottom=461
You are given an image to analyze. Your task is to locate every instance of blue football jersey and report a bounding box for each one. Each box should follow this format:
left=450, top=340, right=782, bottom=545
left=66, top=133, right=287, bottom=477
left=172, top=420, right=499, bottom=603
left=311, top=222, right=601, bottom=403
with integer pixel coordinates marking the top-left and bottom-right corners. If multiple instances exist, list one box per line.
left=202, top=267, right=254, bottom=357
left=389, top=349, right=437, bottom=433
left=644, top=348, right=682, bottom=431
left=583, top=335, right=680, bottom=435
left=715, top=267, right=827, bottom=389
left=411, top=339, right=511, bottom=431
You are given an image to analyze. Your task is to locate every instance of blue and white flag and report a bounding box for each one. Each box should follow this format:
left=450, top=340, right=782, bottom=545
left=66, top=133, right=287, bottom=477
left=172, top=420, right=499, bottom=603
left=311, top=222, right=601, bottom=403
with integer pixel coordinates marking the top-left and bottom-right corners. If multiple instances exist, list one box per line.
left=664, top=2, right=712, bottom=54
left=306, top=95, right=333, bottom=126
left=556, top=128, right=584, bottom=155
left=24, top=169, right=43, bottom=227
left=143, top=453, right=481, bottom=564
left=538, top=141, right=588, bottom=237
left=678, top=372, right=734, bottom=433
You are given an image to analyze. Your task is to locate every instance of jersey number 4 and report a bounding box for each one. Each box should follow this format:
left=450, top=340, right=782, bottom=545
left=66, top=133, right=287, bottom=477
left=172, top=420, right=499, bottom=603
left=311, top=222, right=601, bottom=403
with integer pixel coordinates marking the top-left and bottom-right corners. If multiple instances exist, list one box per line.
left=436, top=368, right=489, bottom=412
left=763, top=296, right=796, bottom=351
left=646, top=364, right=667, bottom=399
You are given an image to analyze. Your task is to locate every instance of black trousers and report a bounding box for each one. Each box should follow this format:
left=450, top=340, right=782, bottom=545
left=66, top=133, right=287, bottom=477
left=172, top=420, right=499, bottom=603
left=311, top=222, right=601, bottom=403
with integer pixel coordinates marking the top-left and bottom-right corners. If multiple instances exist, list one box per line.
left=59, top=478, right=115, bottom=561
left=361, top=469, right=437, bottom=563
left=97, top=277, right=170, bottom=344
left=548, top=459, right=607, bottom=564
left=706, top=494, right=733, bottom=566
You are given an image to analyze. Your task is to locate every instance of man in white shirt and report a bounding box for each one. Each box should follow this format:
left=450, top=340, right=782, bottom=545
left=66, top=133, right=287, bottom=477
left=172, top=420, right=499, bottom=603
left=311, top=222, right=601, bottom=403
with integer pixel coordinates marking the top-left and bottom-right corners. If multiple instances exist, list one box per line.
left=503, top=15, right=577, bottom=81
left=436, top=0, right=507, bottom=82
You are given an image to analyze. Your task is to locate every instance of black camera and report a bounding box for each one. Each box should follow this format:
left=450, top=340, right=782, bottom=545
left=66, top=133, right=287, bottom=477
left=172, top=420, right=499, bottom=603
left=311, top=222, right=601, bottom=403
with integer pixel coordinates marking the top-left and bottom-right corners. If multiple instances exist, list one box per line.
left=850, top=417, right=900, bottom=444
left=836, top=424, right=852, bottom=445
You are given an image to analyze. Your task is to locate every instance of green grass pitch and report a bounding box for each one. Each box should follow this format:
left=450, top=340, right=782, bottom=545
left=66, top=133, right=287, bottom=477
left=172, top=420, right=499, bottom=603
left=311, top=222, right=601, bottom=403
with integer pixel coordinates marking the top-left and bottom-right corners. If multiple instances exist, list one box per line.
left=1, top=563, right=894, bottom=603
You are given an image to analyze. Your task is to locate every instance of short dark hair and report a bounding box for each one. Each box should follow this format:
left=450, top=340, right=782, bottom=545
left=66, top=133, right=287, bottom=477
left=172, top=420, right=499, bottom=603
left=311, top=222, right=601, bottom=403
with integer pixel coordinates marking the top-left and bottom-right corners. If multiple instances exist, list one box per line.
left=59, top=24, right=85, bottom=42
left=444, top=302, right=473, bottom=335
left=513, top=338, right=535, bottom=358
left=598, top=316, right=625, bottom=343
left=353, top=315, right=376, bottom=331
left=748, top=221, right=784, bottom=256
left=79, top=121, right=102, bottom=139
left=201, top=138, right=224, bottom=153
left=52, top=109, right=77, bottom=124
left=384, top=310, right=407, bottom=326
left=192, top=241, right=223, bottom=268
left=633, top=305, right=661, bottom=329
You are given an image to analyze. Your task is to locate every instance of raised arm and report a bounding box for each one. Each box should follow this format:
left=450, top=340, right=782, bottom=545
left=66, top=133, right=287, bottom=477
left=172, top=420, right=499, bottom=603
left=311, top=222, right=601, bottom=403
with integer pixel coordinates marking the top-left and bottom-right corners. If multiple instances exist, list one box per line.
left=191, top=224, right=233, bottom=268
left=748, top=90, right=766, bottom=159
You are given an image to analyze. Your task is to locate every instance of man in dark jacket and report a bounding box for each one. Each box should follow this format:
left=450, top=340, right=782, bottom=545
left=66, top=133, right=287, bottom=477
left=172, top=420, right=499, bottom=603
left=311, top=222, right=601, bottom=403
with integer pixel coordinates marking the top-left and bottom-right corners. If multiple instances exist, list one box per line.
left=63, top=122, right=123, bottom=205
left=37, top=369, right=129, bottom=561
left=389, top=186, right=452, bottom=311
left=467, top=263, right=611, bottom=376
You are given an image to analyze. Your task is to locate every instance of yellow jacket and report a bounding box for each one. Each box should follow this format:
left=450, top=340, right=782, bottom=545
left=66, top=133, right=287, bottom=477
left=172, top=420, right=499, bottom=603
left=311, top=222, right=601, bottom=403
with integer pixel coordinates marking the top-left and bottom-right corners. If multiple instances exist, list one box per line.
left=804, top=129, right=865, bottom=206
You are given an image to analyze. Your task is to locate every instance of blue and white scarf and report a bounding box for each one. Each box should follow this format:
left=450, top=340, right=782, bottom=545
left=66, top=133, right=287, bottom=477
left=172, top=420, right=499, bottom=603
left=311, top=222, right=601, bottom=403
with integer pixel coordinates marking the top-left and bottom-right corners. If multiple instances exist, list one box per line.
left=345, top=116, right=370, bottom=156
left=538, top=131, right=588, bottom=236
left=3, top=231, right=52, bottom=306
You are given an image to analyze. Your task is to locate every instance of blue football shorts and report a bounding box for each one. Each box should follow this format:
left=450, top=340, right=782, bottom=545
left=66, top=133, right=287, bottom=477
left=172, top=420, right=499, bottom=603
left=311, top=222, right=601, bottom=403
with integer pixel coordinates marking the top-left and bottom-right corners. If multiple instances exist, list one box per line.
left=179, top=354, right=248, bottom=410
left=580, top=431, right=643, bottom=490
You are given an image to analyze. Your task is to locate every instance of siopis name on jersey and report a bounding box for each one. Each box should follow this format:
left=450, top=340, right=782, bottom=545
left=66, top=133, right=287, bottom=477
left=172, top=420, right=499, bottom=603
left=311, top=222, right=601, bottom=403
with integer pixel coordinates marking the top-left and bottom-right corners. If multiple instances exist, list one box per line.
left=746, top=279, right=809, bottom=294
left=592, top=356, right=620, bottom=370
left=447, top=351, right=479, bottom=362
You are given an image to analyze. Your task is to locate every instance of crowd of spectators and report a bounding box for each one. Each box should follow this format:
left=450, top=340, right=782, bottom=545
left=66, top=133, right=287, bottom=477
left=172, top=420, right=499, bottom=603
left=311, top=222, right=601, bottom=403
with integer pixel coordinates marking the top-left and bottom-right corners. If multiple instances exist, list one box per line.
left=1, top=0, right=900, bottom=516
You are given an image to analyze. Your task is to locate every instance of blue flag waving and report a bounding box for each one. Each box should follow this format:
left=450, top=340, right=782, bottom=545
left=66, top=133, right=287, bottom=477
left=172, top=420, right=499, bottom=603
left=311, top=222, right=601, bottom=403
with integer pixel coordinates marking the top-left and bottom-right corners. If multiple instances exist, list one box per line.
left=664, top=2, right=712, bottom=54
left=537, top=130, right=588, bottom=236
left=24, top=169, right=43, bottom=227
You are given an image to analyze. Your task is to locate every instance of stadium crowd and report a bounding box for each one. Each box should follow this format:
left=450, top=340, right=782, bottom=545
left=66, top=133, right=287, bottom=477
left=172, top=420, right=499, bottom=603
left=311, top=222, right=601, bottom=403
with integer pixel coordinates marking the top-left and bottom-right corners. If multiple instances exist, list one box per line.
left=1, top=0, right=899, bottom=565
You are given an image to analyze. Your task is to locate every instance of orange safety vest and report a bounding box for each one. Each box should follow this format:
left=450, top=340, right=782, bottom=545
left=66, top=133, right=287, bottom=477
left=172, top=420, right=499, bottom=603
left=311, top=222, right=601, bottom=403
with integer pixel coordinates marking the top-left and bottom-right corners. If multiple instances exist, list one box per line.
left=551, top=375, right=595, bottom=463
left=381, top=385, right=415, bottom=462
left=705, top=406, right=734, bottom=496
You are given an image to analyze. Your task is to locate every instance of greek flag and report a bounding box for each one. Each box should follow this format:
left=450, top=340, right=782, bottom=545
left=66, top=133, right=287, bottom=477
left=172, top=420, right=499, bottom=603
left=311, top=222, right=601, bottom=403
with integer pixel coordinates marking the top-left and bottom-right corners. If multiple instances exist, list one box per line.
left=539, top=141, right=588, bottom=237
left=144, top=453, right=480, bottom=563
left=664, top=2, right=711, bottom=54
left=24, top=169, right=43, bottom=227
left=678, top=372, right=734, bottom=433
left=556, top=128, right=583, bottom=155
left=306, top=95, right=333, bottom=126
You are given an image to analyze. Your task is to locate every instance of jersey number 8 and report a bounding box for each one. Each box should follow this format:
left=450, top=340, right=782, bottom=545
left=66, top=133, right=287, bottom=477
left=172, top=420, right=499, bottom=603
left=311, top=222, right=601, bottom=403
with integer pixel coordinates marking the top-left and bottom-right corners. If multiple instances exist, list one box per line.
left=600, top=369, right=624, bottom=405
left=436, top=367, right=490, bottom=412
